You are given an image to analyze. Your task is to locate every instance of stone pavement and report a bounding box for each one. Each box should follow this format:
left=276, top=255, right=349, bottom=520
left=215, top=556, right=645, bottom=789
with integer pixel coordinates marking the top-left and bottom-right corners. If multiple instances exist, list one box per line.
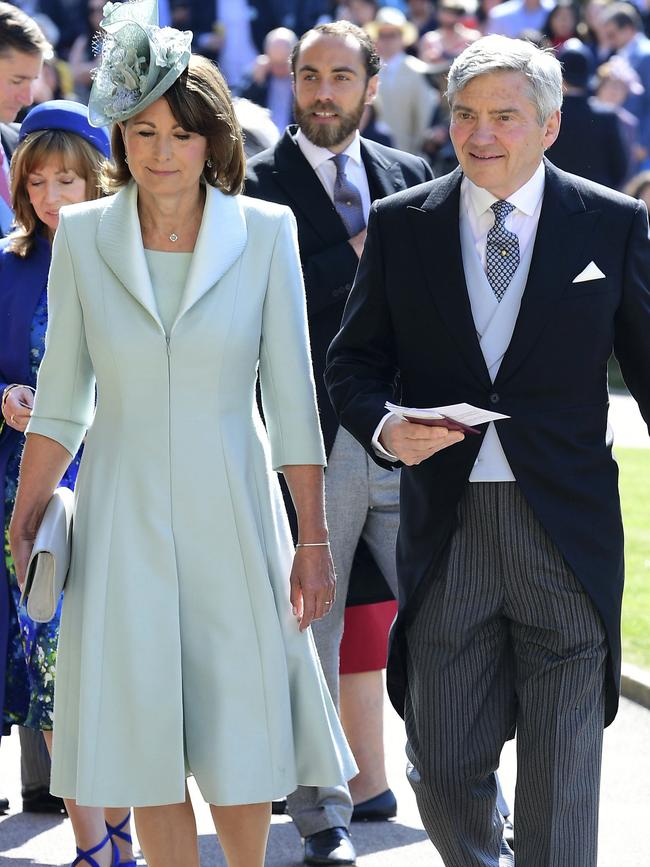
left=0, top=395, right=648, bottom=866
left=1, top=693, right=649, bottom=866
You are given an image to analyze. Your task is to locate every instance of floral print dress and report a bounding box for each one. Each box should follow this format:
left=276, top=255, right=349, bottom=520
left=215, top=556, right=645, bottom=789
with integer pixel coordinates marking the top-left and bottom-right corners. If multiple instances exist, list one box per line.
left=2, top=286, right=81, bottom=733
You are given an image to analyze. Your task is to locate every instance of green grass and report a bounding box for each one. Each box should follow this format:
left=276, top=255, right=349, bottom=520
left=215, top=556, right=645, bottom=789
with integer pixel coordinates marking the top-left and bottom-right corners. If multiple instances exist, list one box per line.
left=618, top=448, right=650, bottom=670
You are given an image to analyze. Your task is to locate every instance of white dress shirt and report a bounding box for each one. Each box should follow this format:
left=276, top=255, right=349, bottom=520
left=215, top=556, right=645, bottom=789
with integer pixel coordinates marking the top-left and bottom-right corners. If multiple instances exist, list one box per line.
left=373, top=162, right=546, bottom=479
left=294, top=128, right=371, bottom=222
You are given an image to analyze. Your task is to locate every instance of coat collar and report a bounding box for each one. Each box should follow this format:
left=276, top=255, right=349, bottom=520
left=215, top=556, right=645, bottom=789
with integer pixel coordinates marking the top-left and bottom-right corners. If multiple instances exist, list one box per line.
left=96, top=182, right=247, bottom=331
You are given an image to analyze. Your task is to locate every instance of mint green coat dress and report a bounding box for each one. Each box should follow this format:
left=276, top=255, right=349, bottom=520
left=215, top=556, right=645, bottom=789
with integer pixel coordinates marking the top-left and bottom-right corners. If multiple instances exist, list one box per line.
left=27, top=182, right=357, bottom=808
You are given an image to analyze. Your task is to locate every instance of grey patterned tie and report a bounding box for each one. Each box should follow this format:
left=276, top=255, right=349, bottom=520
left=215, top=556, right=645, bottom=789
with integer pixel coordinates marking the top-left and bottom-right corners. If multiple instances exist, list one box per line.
left=486, top=200, right=520, bottom=302
left=331, top=153, right=365, bottom=237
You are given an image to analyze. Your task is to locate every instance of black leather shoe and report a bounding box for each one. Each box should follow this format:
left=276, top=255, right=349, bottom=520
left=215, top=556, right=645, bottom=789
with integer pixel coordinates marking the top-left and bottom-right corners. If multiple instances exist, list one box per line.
left=0, top=794, right=8, bottom=814
left=22, top=789, right=66, bottom=814
left=351, top=788, right=397, bottom=822
left=304, top=827, right=356, bottom=865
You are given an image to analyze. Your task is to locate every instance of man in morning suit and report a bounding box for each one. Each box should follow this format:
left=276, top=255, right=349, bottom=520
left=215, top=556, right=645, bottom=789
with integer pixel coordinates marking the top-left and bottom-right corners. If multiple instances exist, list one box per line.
left=0, top=2, right=48, bottom=237
left=246, top=20, right=432, bottom=866
left=325, top=35, right=650, bottom=867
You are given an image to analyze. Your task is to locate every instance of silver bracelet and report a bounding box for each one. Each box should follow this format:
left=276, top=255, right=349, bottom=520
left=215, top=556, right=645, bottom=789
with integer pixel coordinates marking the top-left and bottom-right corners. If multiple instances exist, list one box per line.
left=295, top=541, right=330, bottom=548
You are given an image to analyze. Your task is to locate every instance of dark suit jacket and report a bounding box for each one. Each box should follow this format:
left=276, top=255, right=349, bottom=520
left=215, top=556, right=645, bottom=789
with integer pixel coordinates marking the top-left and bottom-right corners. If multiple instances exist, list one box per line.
left=325, top=160, right=650, bottom=725
left=245, top=127, right=433, bottom=457
left=546, top=94, right=629, bottom=190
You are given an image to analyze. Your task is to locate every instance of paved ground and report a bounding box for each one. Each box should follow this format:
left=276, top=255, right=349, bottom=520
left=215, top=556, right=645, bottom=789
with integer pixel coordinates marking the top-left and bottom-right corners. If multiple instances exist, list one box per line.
left=1, top=694, right=649, bottom=866
left=0, top=395, right=648, bottom=866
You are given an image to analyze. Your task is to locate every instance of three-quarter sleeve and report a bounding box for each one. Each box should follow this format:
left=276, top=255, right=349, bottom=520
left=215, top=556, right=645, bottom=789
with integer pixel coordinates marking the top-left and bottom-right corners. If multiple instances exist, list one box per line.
left=26, top=215, right=95, bottom=456
left=258, top=210, right=326, bottom=471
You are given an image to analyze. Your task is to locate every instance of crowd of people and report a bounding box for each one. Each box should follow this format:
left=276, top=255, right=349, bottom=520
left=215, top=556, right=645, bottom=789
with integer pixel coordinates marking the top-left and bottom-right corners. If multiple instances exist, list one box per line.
left=0, top=2, right=649, bottom=867
left=9, top=0, right=650, bottom=189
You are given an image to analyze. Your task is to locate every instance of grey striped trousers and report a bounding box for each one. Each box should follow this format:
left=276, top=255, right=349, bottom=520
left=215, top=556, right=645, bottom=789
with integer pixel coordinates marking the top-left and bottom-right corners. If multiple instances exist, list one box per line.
left=404, top=483, right=607, bottom=867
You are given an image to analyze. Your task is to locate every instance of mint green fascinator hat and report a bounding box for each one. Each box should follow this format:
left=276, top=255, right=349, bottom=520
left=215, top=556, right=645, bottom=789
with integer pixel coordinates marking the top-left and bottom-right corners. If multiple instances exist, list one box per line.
left=88, top=0, right=192, bottom=128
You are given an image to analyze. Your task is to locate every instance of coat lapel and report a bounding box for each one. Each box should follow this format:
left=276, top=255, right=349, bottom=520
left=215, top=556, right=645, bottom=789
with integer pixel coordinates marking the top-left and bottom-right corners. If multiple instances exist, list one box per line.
left=96, top=182, right=162, bottom=329
left=361, top=139, right=407, bottom=200
left=408, top=168, right=492, bottom=389
left=495, top=161, right=601, bottom=386
left=270, top=128, right=349, bottom=243
left=173, top=185, right=246, bottom=326
left=96, top=183, right=247, bottom=331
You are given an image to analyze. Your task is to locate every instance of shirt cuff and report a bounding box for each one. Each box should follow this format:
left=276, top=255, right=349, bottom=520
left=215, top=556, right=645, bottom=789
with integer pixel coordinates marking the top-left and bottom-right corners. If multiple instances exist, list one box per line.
left=372, top=412, right=399, bottom=462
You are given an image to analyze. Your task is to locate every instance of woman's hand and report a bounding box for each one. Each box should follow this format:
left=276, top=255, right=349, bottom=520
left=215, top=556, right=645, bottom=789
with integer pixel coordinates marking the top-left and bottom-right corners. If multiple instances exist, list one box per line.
left=2, top=385, right=34, bottom=433
left=8, top=520, right=36, bottom=591
left=289, top=545, right=336, bottom=632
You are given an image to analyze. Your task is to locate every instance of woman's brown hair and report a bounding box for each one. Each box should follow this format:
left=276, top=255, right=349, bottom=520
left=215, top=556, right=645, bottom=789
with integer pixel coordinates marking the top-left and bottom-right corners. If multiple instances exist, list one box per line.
left=7, top=130, right=106, bottom=257
left=103, top=54, right=246, bottom=196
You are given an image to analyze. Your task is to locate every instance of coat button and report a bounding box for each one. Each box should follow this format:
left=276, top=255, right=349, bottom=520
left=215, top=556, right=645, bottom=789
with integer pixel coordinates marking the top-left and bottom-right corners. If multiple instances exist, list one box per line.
left=489, top=392, right=500, bottom=404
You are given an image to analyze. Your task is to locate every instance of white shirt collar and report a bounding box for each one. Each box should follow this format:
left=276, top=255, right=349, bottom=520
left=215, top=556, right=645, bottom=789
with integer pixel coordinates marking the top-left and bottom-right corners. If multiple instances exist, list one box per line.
left=464, top=161, right=546, bottom=220
left=295, top=128, right=363, bottom=172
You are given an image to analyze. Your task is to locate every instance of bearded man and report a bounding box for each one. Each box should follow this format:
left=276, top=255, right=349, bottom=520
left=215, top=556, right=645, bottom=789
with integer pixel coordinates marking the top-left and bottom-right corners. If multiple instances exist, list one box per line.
left=245, top=20, right=432, bottom=866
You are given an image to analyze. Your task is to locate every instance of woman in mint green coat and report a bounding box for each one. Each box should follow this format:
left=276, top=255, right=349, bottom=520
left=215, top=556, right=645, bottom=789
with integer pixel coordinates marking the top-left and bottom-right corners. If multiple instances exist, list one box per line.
left=10, top=5, right=356, bottom=866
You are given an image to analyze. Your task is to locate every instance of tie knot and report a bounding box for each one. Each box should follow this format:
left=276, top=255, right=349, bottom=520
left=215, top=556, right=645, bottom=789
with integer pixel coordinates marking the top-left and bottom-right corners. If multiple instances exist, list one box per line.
left=331, top=153, right=349, bottom=175
left=490, top=199, right=514, bottom=225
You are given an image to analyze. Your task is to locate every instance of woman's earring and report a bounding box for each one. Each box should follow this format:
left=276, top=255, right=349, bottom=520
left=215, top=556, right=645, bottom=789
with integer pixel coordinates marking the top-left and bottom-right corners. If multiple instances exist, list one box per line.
left=124, top=153, right=129, bottom=164
left=206, top=159, right=213, bottom=168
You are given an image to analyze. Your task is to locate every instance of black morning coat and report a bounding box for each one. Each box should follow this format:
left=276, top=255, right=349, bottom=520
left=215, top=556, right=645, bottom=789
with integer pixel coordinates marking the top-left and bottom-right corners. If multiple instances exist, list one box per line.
left=325, top=159, right=650, bottom=726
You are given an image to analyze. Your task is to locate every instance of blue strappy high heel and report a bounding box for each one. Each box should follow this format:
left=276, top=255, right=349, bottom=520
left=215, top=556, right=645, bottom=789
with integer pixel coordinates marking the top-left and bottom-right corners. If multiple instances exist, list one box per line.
left=71, top=832, right=118, bottom=866
left=105, top=811, right=137, bottom=867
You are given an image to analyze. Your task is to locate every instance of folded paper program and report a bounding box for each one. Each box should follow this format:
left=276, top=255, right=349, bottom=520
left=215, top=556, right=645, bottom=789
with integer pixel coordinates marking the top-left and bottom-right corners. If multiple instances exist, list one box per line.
left=385, top=401, right=509, bottom=434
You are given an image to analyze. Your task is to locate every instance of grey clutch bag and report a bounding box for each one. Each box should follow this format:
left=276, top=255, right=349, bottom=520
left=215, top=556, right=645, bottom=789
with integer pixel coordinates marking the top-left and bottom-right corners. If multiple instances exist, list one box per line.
left=20, top=487, right=74, bottom=623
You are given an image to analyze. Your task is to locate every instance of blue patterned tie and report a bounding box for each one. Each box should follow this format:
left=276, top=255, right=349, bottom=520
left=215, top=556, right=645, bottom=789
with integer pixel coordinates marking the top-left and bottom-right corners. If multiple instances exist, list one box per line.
left=486, top=200, right=520, bottom=302
left=331, top=153, right=365, bottom=237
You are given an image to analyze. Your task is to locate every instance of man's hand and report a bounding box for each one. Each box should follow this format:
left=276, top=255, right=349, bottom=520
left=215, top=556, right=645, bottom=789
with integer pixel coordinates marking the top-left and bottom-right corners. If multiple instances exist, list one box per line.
left=348, top=228, right=367, bottom=259
left=379, top=415, right=464, bottom=465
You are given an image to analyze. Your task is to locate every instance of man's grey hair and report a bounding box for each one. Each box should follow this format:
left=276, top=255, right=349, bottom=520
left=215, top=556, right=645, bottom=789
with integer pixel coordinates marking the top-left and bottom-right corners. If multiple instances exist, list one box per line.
left=447, top=35, right=563, bottom=125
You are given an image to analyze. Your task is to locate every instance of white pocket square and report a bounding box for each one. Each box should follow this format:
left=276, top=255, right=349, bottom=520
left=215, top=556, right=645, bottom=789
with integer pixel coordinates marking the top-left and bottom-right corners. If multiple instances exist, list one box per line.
left=572, top=261, right=606, bottom=283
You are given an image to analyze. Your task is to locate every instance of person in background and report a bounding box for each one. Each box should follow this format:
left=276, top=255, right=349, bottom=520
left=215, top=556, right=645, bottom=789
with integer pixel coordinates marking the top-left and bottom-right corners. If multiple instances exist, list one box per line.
left=0, top=0, right=51, bottom=816
left=241, top=27, right=298, bottom=134
left=418, top=0, right=481, bottom=64
left=486, top=0, right=556, bottom=38
left=246, top=19, right=433, bottom=865
left=580, top=0, right=614, bottom=70
left=233, top=97, right=280, bottom=159
left=541, top=0, right=579, bottom=48
left=602, top=3, right=650, bottom=168
left=340, top=0, right=380, bottom=28
left=406, top=0, right=438, bottom=36
left=366, top=7, right=438, bottom=155
left=1, top=99, right=135, bottom=867
left=546, top=38, right=629, bottom=188
left=9, top=4, right=356, bottom=866
left=593, top=55, right=643, bottom=175
left=67, top=0, right=107, bottom=102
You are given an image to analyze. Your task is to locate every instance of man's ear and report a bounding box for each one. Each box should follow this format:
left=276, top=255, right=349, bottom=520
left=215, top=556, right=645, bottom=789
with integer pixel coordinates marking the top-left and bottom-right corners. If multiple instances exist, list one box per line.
left=365, top=74, right=379, bottom=105
left=543, top=109, right=561, bottom=150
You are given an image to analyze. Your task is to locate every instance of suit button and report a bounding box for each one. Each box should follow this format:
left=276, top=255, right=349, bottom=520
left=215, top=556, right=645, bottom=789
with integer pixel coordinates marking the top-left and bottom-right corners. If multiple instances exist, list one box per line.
left=489, top=393, right=500, bottom=404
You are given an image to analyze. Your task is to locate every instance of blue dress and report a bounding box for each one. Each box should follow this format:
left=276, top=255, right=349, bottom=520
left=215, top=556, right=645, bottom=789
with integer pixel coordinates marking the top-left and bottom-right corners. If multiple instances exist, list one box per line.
left=1, top=241, right=81, bottom=733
